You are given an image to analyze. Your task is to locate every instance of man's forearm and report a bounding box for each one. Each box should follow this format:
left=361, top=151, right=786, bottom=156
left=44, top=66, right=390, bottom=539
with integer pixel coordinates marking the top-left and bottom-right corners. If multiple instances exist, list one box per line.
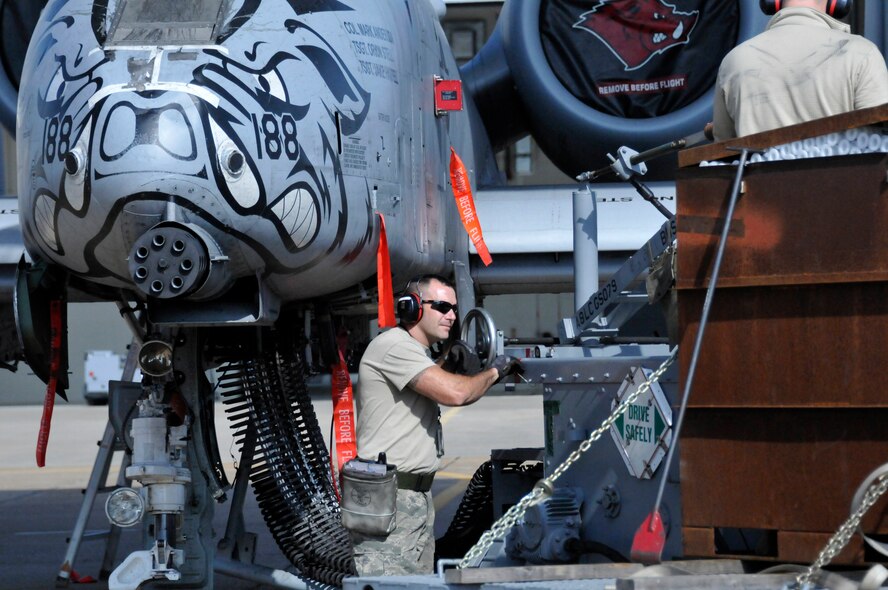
left=410, top=365, right=499, bottom=406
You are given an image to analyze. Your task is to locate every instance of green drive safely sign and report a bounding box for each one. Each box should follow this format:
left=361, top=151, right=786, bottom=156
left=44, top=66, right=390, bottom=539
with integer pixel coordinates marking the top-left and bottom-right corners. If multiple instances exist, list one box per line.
left=609, top=366, right=673, bottom=480
left=614, top=402, right=667, bottom=445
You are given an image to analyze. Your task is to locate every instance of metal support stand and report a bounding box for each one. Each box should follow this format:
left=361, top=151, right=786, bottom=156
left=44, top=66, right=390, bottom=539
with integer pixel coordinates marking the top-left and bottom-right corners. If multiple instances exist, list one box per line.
left=56, top=420, right=127, bottom=586
left=56, top=338, right=141, bottom=587
left=218, top=423, right=258, bottom=564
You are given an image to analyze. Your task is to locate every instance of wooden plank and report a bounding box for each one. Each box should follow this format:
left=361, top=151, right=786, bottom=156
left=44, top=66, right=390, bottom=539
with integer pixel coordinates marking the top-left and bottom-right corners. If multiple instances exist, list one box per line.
left=682, top=528, right=868, bottom=565
left=443, top=562, right=643, bottom=584
left=444, top=560, right=746, bottom=585
left=683, top=526, right=716, bottom=558
left=678, top=102, right=888, bottom=167
left=666, top=560, right=745, bottom=575
left=678, top=286, right=888, bottom=407
left=616, top=573, right=798, bottom=590
left=675, top=153, right=888, bottom=290
left=680, top=410, right=888, bottom=540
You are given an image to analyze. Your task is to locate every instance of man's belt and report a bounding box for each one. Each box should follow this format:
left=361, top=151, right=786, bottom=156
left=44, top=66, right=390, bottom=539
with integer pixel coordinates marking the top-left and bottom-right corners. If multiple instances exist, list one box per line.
left=396, top=471, right=435, bottom=492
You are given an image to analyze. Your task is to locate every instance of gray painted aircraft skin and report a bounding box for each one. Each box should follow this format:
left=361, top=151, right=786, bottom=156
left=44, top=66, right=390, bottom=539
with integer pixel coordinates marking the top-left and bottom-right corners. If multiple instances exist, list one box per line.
left=17, top=0, right=472, bottom=305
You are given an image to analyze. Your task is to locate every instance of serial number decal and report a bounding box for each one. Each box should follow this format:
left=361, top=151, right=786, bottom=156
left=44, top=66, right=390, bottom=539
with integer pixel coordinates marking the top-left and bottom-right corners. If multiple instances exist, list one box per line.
left=576, top=278, right=619, bottom=326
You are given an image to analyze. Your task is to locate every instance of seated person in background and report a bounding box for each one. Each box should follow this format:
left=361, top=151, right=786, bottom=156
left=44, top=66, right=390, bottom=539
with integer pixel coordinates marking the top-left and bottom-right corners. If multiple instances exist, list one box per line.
left=712, top=0, right=888, bottom=141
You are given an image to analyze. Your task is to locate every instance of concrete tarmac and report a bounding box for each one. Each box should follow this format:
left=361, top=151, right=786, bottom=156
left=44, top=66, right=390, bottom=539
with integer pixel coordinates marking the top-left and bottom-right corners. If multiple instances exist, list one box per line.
left=0, top=394, right=544, bottom=589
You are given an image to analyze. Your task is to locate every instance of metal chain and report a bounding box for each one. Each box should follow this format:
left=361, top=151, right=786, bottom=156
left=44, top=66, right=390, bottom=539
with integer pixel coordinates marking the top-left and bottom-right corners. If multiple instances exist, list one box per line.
left=457, top=348, right=678, bottom=569
left=796, top=472, right=888, bottom=588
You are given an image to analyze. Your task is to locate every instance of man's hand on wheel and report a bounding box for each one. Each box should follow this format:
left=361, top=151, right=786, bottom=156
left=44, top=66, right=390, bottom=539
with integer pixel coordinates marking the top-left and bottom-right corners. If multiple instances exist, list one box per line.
left=491, top=355, right=523, bottom=383
left=442, top=340, right=482, bottom=375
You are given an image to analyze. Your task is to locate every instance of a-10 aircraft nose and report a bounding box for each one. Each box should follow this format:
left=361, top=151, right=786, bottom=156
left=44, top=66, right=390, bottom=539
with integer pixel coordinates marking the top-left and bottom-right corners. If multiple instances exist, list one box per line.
left=17, top=0, right=410, bottom=305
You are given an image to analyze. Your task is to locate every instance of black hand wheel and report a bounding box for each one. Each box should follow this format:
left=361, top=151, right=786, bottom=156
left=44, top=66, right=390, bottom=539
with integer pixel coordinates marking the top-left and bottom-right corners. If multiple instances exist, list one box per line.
left=459, top=308, right=498, bottom=371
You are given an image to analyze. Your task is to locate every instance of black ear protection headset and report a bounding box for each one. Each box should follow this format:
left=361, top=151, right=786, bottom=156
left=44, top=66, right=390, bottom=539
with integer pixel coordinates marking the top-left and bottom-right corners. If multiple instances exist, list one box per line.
left=759, top=0, right=851, bottom=19
left=396, top=274, right=453, bottom=325
left=396, top=277, right=425, bottom=325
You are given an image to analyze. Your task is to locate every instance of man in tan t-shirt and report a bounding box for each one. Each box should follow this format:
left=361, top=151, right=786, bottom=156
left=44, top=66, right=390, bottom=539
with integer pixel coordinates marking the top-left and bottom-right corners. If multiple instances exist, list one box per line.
left=351, top=274, right=521, bottom=576
left=712, top=0, right=888, bottom=141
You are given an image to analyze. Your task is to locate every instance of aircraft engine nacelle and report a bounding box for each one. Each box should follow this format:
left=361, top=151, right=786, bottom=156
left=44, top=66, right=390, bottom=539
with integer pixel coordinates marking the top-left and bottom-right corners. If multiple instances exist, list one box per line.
left=15, top=0, right=473, bottom=314
left=462, top=0, right=768, bottom=178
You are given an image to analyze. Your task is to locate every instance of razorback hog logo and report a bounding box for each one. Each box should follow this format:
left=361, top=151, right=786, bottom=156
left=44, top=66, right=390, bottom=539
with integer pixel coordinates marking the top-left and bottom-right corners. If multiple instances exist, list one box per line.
left=574, top=0, right=699, bottom=71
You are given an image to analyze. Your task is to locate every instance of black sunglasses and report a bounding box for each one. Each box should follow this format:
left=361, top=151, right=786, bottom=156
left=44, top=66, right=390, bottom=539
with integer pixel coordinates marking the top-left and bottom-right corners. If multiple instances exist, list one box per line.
left=422, top=300, right=458, bottom=315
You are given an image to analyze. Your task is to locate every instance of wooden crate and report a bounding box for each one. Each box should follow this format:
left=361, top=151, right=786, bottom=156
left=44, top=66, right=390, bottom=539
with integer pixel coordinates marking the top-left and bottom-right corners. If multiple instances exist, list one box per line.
left=675, top=134, right=888, bottom=564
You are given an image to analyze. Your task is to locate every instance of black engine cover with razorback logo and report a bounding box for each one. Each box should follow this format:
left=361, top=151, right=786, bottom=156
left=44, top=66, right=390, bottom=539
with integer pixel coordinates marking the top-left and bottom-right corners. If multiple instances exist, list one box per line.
left=542, top=0, right=739, bottom=119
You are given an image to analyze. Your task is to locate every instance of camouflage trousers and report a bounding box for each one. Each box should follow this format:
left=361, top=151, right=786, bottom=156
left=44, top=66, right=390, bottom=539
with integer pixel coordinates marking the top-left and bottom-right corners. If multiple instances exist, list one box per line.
left=350, top=488, right=435, bottom=576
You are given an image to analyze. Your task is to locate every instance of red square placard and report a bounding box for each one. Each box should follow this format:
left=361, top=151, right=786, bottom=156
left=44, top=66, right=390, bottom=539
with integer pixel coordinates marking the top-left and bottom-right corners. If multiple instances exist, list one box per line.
left=434, top=78, right=463, bottom=115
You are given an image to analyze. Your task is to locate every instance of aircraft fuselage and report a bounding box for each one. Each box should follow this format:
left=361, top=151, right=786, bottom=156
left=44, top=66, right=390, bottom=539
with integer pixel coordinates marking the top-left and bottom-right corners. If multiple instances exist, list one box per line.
left=17, top=0, right=473, bottom=306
